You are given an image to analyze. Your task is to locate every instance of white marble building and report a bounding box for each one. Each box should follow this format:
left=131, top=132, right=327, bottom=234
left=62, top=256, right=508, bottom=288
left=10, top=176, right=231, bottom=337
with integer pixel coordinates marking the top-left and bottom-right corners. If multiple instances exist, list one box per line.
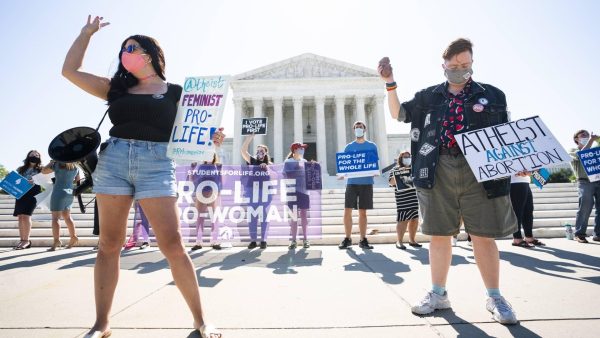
left=220, top=53, right=410, bottom=176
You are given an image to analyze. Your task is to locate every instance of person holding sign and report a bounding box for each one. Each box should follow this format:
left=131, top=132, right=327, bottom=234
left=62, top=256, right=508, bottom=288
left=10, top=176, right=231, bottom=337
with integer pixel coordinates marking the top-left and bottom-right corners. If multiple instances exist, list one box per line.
left=570, top=129, right=600, bottom=243
left=12, top=150, right=43, bottom=250
left=283, top=142, right=313, bottom=249
left=388, top=152, right=421, bottom=250
left=379, top=38, right=518, bottom=325
left=338, top=121, right=379, bottom=250
left=510, top=171, right=544, bottom=247
left=41, top=160, right=81, bottom=251
left=241, top=134, right=273, bottom=249
left=62, top=16, right=223, bottom=338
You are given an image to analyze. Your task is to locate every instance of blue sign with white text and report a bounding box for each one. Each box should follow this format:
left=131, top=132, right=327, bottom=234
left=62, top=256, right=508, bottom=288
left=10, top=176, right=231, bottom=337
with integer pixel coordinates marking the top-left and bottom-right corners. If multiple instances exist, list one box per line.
left=531, top=168, right=550, bottom=189
left=0, top=171, right=34, bottom=199
left=335, top=150, right=379, bottom=178
left=577, top=147, right=600, bottom=182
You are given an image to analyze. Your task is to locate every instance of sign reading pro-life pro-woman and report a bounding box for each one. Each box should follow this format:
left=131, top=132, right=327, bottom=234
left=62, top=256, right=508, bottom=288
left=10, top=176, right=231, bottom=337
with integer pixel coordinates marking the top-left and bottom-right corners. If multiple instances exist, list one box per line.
left=455, top=116, right=570, bottom=182
left=168, top=75, right=230, bottom=162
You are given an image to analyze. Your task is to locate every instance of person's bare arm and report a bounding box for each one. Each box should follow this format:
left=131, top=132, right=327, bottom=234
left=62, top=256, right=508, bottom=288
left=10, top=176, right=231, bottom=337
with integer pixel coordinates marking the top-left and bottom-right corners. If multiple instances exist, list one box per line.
left=240, top=134, right=254, bottom=163
left=378, top=57, right=401, bottom=121
left=62, top=15, right=111, bottom=100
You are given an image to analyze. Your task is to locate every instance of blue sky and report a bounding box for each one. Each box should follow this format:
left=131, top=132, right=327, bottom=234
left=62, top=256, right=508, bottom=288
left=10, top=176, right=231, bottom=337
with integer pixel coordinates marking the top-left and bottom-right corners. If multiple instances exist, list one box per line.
left=1, top=0, right=598, bottom=169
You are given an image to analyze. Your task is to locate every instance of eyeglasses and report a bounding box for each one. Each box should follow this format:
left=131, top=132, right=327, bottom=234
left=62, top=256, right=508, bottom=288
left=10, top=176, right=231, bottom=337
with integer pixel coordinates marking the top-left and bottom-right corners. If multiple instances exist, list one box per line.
left=122, top=44, right=146, bottom=54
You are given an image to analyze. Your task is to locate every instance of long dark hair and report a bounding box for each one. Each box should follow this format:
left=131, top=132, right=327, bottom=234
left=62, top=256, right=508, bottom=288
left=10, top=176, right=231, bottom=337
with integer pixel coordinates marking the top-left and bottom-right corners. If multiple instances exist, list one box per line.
left=16, top=150, right=42, bottom=175
left=107, top=35, right=166, bottom=103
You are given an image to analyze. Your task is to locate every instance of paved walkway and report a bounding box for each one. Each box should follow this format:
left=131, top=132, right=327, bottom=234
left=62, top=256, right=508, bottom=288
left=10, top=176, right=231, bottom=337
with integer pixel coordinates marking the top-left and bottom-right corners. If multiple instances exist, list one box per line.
left=0, top=238, right=598, bottom=338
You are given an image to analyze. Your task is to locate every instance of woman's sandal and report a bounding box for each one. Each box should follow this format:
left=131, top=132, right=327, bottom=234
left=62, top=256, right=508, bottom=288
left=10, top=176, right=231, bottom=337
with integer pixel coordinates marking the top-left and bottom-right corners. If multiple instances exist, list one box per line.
left=196, top=324, right=222, bottom=338
left=83, top=329, right=112, bottom=338
left=512, top=241, right=533, bottom=248
left=526, top=239, right=546, bottom=246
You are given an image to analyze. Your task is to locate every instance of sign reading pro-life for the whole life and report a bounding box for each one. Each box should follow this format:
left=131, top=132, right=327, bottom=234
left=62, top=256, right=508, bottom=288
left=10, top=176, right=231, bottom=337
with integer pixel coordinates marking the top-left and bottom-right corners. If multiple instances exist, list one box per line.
left=455, top=115, right=570, bottom=182
left=577, top=146, right=600, bottom=182
left=168, top=75, right=230, bottom=162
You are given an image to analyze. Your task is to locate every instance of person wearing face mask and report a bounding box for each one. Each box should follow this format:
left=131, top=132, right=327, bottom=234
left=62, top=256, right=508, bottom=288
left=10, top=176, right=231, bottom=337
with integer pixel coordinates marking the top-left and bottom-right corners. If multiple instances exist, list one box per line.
left=570, top=129, right=600, bottom=243
left=379, top=38, right=518, bottom=325
left=388, top=151, right=421, bottom=250
left=12, top=150, right=43, bottom=250
left=61, top=16, right=223, bottom=338
left=241, top=134, right=273, bottom=249
left=338, top=121, right=379, bottom=250
left=283, top=142, right=312, bottom=249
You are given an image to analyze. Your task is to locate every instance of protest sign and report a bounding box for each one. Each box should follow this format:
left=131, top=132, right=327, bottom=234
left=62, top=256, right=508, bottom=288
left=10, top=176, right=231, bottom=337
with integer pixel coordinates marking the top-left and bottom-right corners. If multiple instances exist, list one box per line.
left=168, top=75, right=230, bottom=162
left=336, top=150, right=379, bottom=178
left=241, top=117, right=267, bottom=135
left=174, top=163, right=323, bottom=244
left=577, top=146, right=600, bottom=182
left=455, top=116, right=570, bottom=182
left=531, top=168, right=550, bottom=189
left=392, top=169, right=413, bottom=191
left=305, top=162, right=322, bottom=190
left=0, top=171, right=33, bottom=199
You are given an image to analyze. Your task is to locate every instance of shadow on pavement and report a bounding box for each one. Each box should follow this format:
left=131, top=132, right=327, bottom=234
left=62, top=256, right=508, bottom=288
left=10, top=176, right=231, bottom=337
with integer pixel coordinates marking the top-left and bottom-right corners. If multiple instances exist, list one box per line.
left=499, top=250, right=600, bottom=285
left=344, top=248, right=410, bottom=284
left=0, top=249, right=94, bottom=272
left=428, top=308, right=542, bottom=337
left=405, top=245, right=475, bottom=267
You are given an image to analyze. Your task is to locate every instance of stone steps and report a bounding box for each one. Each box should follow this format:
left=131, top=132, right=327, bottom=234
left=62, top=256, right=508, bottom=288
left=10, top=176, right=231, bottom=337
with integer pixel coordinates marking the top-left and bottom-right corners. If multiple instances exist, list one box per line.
left=0, top=182, right=595, bottom=247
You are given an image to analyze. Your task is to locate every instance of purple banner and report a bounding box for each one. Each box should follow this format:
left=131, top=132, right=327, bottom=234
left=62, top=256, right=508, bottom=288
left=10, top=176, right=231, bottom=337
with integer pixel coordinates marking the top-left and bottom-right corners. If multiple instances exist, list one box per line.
left=174, top=163, right=323, bottom=244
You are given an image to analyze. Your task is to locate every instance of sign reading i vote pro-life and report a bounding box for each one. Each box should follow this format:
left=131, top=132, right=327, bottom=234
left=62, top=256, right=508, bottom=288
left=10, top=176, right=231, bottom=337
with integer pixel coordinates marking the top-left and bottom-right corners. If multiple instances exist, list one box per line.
left=168, top=75, right=230, bottom=162
left=455, top=116, right=570, bottom=182
left=577, top=146, right=600, bottom=182
left=336, top=151, right=379, bottom=178
left=0, top=171, right=34, bottom=199
left=241, top=117, right=267, bottom=135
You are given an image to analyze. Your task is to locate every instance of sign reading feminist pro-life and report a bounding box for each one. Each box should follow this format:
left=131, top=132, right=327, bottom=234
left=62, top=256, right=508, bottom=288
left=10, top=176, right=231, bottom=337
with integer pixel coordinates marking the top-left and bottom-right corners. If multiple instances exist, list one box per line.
left=336, top=150, right=379, bottom=178
left=577, top=146, right=600, bottom=182
left=167, top=75, right=230, bottom=162
left=241, top=118, right=268, bottom=135
left=455, top=116, right=570, bottom=182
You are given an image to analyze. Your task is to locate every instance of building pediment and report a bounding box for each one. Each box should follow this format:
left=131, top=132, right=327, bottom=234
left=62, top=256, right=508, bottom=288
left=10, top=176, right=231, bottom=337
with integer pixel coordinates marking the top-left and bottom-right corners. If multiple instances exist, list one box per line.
left=234, top=53, right=378, bottom=81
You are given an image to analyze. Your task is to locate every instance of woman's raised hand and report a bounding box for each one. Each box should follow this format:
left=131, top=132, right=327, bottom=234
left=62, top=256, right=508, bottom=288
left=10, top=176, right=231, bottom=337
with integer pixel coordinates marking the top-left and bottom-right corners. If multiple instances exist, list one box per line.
left=81, top=15, right=110, bottom=36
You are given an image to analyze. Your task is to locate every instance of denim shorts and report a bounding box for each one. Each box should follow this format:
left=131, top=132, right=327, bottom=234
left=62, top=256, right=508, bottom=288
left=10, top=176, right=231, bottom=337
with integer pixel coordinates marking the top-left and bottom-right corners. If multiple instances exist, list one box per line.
left=92, top=137, right=177, bottom=200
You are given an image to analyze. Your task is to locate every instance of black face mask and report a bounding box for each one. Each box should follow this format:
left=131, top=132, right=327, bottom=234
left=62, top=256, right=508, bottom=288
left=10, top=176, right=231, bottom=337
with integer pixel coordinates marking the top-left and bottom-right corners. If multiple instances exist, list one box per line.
left=27, top=156, right=41, bottom=164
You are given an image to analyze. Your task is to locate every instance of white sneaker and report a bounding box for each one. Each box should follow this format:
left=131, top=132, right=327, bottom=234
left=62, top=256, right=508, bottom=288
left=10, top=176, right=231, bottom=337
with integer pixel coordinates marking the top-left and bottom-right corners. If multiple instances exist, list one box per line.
left=452, top=236, right=458, bottom=247
left=486, top=296, right=518, bottom=325
left=411, top=291, right=451, bottom=314
left=288, top=240, right=297, bottom=249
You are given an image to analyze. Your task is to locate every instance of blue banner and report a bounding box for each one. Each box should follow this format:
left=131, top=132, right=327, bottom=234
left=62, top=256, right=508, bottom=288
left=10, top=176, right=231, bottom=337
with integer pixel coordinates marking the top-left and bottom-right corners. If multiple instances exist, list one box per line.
left=577, top=147, right=600, bottom=182
left=0, top=171, right=34, bottom=199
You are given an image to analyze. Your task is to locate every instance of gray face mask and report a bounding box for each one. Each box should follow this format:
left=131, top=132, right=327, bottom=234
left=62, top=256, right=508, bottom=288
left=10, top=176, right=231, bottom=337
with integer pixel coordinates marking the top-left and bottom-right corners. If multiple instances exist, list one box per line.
left=445, top=67, right=473, bottom=84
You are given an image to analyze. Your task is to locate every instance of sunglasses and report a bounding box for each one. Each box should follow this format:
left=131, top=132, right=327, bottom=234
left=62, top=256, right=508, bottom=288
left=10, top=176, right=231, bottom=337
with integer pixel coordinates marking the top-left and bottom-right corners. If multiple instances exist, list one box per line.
left=122, top=44, right=146, bottom=54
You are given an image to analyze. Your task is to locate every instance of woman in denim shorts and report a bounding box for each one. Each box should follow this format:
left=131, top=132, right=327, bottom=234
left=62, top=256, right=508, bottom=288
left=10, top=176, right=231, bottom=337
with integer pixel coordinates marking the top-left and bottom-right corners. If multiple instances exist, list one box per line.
left=62, top=16, right=223, bottom=338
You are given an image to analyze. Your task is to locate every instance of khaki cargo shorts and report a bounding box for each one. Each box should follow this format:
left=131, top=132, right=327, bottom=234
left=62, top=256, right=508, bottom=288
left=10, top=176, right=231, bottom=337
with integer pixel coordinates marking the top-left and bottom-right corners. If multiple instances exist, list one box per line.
left=416, top=154, right=517, bottom=238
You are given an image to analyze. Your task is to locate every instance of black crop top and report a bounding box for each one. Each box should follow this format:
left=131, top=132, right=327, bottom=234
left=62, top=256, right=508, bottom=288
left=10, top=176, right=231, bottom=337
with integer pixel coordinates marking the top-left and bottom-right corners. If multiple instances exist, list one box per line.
left=107, top=83, right=182, bottom=142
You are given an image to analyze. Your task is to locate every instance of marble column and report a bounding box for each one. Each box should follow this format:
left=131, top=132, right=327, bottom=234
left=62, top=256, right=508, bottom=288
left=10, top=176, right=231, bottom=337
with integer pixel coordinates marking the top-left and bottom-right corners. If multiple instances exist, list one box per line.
left=232, top=97, right=244, bottom=165
left=293, top=96, right=303, bottom=143
left=273, top=97, right=284, bottom=163
left=335, top=96, right=346, bottom=151
left=252, top=97, right=264, bottom=150
left=375, top=95, right=390, bottom=167
left=315, top=96, right=328, bottom=174
left=355, top=96, right=366, bottom=124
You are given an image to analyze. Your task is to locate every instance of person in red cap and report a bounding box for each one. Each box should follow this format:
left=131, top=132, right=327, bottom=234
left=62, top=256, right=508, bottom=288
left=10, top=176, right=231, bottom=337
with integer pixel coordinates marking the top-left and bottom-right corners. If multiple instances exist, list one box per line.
left=283, top=142, right=313, bottom=249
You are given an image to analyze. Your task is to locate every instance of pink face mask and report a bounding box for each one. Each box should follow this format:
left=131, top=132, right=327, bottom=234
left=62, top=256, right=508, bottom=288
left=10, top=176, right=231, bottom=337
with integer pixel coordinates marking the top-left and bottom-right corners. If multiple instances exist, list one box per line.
left=121, top=52, right=148, bottom=73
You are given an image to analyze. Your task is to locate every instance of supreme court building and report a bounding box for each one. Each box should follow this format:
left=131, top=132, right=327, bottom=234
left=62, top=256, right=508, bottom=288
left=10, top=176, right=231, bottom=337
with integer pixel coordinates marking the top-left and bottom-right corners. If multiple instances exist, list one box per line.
left=221, top=53, right=409, bottom=176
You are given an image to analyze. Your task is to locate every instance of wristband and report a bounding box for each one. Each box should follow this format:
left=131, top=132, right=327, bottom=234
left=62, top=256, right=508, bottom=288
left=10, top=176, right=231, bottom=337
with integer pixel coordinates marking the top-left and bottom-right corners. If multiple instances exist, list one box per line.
left=385, top=81, right=397, bottom=88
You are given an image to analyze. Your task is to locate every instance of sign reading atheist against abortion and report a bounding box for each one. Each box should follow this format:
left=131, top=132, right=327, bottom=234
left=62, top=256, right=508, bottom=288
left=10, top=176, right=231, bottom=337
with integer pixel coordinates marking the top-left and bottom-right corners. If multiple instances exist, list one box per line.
left=454, top=116, right=570, bottom=182
left=167, top=75, right=230, bottom=163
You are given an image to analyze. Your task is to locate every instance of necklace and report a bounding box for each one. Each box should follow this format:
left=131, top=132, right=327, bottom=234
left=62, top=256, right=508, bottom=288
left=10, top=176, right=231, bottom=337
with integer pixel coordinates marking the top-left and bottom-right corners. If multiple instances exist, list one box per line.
left=138, top=73, right=158, bottom=81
